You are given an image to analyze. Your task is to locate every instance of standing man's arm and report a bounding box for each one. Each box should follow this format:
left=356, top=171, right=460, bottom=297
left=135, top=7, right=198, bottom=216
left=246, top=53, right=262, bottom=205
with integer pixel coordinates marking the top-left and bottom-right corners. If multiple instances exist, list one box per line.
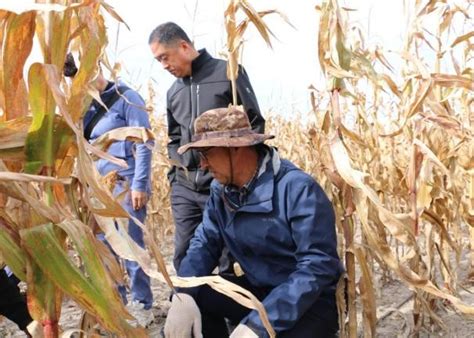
left=236, top=66, right=265, bottom=133
left=166, top=94, right=182, bottom=164
left=123, top=90, right=153, bottom=209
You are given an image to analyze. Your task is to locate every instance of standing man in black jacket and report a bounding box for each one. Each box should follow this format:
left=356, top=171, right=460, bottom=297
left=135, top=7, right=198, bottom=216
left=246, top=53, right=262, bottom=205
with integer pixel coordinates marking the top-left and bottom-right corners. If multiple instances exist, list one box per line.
left=149, top=22, right=265, bottom=270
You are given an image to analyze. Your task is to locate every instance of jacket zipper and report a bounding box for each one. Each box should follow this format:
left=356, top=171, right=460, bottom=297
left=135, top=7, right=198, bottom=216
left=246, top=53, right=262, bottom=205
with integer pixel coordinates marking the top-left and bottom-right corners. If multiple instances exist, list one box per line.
left=188, top=76, right=194, bottom=130
left=196, top=84, right=200, bottom=116
left=194, top=84, right=201, bottom=188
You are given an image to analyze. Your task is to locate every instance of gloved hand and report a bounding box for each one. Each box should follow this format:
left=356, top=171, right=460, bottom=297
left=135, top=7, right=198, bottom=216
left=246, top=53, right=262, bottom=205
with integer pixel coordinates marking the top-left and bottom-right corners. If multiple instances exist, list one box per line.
left=230, top=324, right=258, bottom=338
left=164, top=293, right=202, bottom=338
left=26, top=320, right=44, bottom=337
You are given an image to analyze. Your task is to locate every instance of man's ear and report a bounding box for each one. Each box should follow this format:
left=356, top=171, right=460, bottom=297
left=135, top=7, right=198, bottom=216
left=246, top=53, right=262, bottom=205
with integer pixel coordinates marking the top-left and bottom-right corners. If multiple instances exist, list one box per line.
left=180, top=40, right=190, bottom=51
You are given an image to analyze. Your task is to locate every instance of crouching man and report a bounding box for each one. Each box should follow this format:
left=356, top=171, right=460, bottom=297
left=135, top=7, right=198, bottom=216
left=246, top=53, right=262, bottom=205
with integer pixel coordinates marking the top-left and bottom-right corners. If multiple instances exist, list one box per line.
left=164, top=107, right=343, bottom=338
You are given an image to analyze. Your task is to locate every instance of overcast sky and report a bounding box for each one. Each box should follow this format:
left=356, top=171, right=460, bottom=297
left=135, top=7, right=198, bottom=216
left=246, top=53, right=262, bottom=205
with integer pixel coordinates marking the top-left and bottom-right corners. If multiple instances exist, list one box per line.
left=102, top=0, right=408, bottom=117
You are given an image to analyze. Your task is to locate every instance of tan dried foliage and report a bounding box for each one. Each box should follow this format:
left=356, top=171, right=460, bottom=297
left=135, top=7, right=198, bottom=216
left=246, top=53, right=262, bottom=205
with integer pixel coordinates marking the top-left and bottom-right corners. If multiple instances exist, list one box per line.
left=272, top=0, right=473, bottom=336
left=0, top=0, right=472, bottom=337
left=0, top=1, right=275, bottom=337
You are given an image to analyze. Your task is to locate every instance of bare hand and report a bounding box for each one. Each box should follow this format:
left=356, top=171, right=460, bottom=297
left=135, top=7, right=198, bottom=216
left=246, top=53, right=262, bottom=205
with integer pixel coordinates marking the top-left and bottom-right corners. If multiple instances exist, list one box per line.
left=131, top=190, right=148, bottom=210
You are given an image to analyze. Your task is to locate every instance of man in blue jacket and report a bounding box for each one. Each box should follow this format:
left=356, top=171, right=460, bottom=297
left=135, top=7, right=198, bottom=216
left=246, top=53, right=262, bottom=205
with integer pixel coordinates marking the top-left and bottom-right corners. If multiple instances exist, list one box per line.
left=163, top=107, right=343, bottom=337
left=64, top=55, right=154, bottom=328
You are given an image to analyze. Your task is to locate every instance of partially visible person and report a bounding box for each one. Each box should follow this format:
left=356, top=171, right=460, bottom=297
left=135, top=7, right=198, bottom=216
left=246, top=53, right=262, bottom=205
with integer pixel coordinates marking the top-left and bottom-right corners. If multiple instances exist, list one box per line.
left=0, top=267, right=42, bottom=337
left=64, top=54, right=154, bottom=328
left=148, top=22, right=265, bottom=271
left=163, top=107, right=343, bottom=338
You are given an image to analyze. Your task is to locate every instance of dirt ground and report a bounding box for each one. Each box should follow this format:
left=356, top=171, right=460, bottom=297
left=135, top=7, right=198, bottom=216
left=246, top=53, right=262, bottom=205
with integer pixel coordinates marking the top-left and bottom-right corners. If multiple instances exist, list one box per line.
left=1, top=236, right=473, bottom=338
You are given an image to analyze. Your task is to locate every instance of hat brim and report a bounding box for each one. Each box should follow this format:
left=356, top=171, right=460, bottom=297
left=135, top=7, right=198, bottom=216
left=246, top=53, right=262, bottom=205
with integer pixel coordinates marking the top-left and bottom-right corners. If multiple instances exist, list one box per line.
left=177, top=134, right=274, bottom=155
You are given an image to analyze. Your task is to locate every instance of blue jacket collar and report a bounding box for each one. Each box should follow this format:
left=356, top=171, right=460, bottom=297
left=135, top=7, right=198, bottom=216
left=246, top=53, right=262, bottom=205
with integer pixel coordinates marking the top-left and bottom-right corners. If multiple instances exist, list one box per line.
left=239, top=165, right=274, bottom=213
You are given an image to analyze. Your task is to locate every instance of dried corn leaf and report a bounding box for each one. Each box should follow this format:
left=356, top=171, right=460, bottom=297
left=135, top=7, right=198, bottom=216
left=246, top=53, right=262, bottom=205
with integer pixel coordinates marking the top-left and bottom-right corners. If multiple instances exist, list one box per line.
left=450, top=30, right=474, bottom=48
left=3, top=11, right=35, bottom=120
left=330, top=136, right=417, bottom=245
left=90, top=126, right=155, bottom=156
left=355, top=245, right=376, bottom=337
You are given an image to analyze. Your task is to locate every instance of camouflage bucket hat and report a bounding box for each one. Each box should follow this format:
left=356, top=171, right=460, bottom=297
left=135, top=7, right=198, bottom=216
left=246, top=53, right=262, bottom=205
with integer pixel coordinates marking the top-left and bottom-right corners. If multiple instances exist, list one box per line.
left=177, top=107, right=274, bottom=154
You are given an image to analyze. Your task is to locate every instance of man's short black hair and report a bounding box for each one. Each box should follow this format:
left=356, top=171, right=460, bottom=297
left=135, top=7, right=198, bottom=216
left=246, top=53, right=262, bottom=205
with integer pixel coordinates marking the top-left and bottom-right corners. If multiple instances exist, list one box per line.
left=148, top=22, right=192, bottom=46
left=63, top=52, right=78, bottom=77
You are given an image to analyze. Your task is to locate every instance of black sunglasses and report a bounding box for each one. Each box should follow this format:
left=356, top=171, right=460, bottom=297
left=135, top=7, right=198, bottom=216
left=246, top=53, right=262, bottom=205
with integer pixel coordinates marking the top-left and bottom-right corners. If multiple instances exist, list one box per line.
left=196, top=147, right=212, bottom=162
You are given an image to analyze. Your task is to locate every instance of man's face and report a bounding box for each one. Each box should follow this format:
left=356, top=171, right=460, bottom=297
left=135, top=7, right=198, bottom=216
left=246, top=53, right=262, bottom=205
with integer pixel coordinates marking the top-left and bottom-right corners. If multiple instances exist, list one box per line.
left=150, top=40, right=192, bottom=78
left=197, top=147, right=233, bottom=185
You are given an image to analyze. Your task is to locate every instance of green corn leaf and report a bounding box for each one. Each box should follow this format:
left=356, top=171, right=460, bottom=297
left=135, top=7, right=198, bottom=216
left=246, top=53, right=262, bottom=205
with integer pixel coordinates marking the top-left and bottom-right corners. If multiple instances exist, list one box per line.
left=0, top=216, right=26, bottom=280
left=21, top=222, right=147, bottom=337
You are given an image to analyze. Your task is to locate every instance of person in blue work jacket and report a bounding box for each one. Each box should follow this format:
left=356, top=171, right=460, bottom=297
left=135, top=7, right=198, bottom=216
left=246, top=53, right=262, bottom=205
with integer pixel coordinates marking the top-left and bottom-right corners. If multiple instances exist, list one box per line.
left=64, top=54, right=154, bottom=328
left=163, top=107, right=343, bottom=338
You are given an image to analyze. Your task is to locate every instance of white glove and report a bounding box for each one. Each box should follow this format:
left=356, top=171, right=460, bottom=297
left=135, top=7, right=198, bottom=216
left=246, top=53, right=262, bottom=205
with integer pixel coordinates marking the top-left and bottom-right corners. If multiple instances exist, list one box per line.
left=230, top=324, right=258, bottom=338
left=27, top=320, right=44, bottom=337
left=164, top=293, right=202, bottom=338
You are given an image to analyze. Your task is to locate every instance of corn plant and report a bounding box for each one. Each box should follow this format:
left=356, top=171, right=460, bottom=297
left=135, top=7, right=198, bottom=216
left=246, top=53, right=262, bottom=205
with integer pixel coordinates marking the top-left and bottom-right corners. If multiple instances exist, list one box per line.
left=270, top=0, right=473, bottom=336
left=0, top=1, right=161, bottom=337
left=0, top=1, right=275, bottom=337
left=223, top=0, right=291, bottom=106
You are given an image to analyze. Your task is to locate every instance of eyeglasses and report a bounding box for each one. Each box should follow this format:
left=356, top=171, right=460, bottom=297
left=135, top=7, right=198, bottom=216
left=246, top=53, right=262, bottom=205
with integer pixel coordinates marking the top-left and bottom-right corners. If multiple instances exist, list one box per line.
left=196, top=147, right=212, bottom=162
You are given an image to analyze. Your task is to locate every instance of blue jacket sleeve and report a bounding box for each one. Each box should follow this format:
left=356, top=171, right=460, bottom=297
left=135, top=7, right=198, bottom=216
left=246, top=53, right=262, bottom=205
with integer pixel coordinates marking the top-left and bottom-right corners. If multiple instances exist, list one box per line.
left=242, top=176, right=342, bottom=336
left=178, top=195, right=224, bottom=284
left=123, top=90, right=153, bottom=192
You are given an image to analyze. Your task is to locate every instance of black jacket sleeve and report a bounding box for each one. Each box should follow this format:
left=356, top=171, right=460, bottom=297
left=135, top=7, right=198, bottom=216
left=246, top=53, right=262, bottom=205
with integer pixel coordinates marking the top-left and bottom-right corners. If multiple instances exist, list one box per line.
left=166, top=94, right=181, bottom=163
left=236, top=66, right=265, bottom=133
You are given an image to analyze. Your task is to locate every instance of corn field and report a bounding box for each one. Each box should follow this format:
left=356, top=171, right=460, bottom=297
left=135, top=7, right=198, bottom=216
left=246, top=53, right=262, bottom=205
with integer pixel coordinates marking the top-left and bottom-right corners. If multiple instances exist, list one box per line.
left=0, top=0, right=473, bottom=337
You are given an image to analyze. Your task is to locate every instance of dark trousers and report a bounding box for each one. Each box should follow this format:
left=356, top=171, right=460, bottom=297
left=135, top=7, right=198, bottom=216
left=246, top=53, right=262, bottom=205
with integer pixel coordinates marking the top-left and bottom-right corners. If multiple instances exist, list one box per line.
left=0, top=269, right=32, bottom=331
left=195, top=274, right=339, bottom=338
left=170, top=183, right=210, bottom=270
